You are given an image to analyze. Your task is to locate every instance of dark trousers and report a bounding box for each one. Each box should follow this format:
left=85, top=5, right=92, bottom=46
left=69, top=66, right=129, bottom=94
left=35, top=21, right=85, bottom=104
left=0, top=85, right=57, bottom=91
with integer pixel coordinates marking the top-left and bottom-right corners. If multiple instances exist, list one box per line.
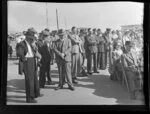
left=87, top=53, right=98, bottom=73
left=39, top=62, right=51, bottom=87
left=18, top=59, right=24, bottom=75
left=58, top=60, right=73, bottom=87
left=24, top=58, right=40, bottom=101
left=97, top=52, right=106, bottom=69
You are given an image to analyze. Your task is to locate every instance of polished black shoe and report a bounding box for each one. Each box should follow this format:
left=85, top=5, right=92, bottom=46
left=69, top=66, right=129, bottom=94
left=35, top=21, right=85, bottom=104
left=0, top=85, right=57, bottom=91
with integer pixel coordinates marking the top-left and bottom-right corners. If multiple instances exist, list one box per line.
left=94, top=70, right=99, bottom=73
left=40, top=86, right=44, bottom=88
left=55, top=86, right=63, bottom=90
left=69, top=86, right=75, bottom=91
left=72, top=80, right=78, bottom=84
left=27, top=99, right=37, bottom=103
left=88, top=72, right=93, bottom=75
left=36, top=94, right=44, bottom=98
left=47, top=81, right=55, bottom=85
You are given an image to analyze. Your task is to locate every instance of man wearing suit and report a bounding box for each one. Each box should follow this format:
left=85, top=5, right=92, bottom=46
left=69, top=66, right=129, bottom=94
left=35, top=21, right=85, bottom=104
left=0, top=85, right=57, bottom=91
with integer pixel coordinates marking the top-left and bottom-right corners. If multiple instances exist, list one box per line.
left=68, top=26, right=83, bottom=84
left=53, top=29, right=75, bottom=91
left=36, top=30, right=54, bottom=88
left=17, top=28, right=42, bottom=103
left=97, top=29, right=106, bottom=70
left=86, top=29, right=99, bottom=74
left=121, top=41, right=143, bottom=100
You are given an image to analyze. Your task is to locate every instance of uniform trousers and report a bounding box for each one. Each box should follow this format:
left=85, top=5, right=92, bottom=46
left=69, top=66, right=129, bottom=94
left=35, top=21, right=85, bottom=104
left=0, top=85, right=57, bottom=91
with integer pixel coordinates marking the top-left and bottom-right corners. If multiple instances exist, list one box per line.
left=23, top=58, right=40, bottom=101
left=87, top=53, right=98, bottom=73
left=72, top=53, right=83, bottom=79
left=97, top=52, right=106, bottom=69
left=106, top=49, right=113, bottom=73
left=58, top=60, right=73, bottom=87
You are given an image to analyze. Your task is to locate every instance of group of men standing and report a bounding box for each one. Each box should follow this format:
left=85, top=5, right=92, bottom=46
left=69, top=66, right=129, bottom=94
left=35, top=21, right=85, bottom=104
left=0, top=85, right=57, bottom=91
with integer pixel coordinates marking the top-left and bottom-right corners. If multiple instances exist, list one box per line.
left=15, top=26, right=143, bottom=103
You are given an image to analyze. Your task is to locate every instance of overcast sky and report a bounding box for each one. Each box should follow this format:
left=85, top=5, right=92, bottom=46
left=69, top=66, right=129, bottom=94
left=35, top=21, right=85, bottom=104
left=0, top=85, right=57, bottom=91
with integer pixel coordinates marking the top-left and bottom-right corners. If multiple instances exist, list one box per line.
left=8, top=1, right=143, bottom=33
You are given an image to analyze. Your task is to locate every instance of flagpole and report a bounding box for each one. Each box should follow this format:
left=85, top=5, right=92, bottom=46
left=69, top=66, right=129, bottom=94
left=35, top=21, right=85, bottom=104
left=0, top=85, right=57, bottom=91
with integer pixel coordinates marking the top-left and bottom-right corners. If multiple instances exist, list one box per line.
left=65, top=17, right=67, bottom=30
left=46, top=3, right=48, bottom=28
left=56, top=8, right=59, bottom=30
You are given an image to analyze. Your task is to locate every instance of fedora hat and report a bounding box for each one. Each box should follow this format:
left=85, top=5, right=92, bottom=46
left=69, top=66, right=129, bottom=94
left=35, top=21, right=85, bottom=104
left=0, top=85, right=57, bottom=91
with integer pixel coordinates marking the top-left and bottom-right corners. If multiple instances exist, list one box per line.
left=58, top=29, right=65, bottom=35
left=25, top=27, right=37, bottom=40
left=42, top=30, right=50, bottom=37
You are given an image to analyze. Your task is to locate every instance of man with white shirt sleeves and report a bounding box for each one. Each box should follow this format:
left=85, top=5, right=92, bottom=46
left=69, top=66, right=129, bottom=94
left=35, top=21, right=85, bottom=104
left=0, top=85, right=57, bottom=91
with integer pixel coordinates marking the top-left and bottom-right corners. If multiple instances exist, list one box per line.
left=17, top=27, right=41, bottom=103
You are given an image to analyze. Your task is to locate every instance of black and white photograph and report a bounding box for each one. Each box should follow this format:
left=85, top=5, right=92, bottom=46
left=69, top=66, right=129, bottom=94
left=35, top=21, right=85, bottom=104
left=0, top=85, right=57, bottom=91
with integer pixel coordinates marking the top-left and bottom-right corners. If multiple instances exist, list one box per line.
left=6, top=1, right=145, bottom=105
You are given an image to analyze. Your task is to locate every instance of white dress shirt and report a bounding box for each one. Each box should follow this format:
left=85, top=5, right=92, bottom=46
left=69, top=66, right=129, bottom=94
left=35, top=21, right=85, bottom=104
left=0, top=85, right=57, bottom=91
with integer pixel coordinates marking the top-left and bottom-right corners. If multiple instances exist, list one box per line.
left=25, top=40, right=34, bottom=58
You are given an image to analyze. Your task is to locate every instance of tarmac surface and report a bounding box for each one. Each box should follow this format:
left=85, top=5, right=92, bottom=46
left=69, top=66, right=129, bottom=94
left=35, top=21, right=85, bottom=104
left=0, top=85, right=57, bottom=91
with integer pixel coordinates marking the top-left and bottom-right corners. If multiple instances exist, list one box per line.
left=7, top=56, right=144, bottom=105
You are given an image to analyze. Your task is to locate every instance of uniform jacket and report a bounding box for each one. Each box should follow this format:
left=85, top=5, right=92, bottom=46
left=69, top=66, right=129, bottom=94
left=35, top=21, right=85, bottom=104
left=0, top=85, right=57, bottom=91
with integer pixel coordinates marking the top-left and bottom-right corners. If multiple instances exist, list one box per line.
left=97, top=35, right=106, bottom=52
left=68, top=33, right=83, bottom=54
left=53, top=36, right=72, bottom=62
left=103, top=33, right=113, bottom=51
left=86, top=34, right=98, bottom=53
left=79, top=34, right=86, bottom=53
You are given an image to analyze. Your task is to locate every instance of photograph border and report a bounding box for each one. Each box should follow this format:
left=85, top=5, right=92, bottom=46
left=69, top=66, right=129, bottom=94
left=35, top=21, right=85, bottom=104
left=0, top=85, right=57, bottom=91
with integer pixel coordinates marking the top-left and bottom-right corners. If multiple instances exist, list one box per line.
left=1, top=0, right=149, bottom=113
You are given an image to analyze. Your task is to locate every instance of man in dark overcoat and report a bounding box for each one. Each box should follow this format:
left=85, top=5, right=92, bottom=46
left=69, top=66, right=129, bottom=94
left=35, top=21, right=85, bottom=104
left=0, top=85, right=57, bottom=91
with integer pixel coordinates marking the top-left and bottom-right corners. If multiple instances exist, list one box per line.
left=17, top=27, right=42, bottom=103
left=36, top=30, right=54, bottom=88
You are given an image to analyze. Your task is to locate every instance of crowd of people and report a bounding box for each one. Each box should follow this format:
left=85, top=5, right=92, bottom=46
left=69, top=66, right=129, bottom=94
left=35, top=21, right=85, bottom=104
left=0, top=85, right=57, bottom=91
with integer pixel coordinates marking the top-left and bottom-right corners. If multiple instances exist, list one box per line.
left=8, top=26, right=144, bottom=103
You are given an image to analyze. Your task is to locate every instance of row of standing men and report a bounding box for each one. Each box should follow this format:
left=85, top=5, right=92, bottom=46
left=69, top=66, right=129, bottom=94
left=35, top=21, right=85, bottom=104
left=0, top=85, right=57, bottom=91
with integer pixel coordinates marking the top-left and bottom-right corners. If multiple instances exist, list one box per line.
left=16, top=26, right=143, bottom=103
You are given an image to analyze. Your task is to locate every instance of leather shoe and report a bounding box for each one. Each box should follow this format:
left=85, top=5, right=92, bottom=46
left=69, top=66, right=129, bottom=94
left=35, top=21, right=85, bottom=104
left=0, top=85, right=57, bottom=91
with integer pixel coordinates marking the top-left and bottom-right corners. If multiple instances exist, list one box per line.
left=88, top=72, right=93, bottom=75
left=27, top=99, right=37, bottom=103
left=37, top=94, right=44, bottom=97
left=40, top=86, right=44, bottom=88
left=47, top=81, right=55, bottom=85
left=73, top=80, right=78, bottom=84
left=94, top=71, right=99, bottom=73
left=69, top=86, right=75, bottom=91
left=55, top=86, right=63, bottom=90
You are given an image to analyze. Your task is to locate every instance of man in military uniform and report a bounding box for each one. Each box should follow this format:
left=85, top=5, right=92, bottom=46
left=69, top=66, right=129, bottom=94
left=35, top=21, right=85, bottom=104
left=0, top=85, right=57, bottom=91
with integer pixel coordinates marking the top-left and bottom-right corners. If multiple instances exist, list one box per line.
left=92, top=28, right=97, bottom=36
left=53, top=29, right=75, bottom=91
left=79, top=29, right=88, bottom=77
left=97, top=29, right=106, bottom=70
left=68, top=27, right=83, bottom=84
left=86, top=29, right=99, bottom=74
left=103, top=28, right=113, bottom=72
left=121, top=41, right=143, bottom=100
left=36, top=30, right=54, bottom=88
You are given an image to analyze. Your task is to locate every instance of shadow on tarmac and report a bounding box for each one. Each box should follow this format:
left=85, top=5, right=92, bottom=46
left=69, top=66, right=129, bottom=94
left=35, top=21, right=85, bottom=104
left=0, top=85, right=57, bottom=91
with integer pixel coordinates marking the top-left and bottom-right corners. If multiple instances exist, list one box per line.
left=76, top=74, right=144, bottom=105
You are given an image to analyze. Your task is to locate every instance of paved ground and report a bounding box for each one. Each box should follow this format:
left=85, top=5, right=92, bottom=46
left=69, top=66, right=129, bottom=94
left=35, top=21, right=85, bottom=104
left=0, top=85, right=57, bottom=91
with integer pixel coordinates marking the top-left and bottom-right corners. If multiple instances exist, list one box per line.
left=7, top=56, right=144, bottom=105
